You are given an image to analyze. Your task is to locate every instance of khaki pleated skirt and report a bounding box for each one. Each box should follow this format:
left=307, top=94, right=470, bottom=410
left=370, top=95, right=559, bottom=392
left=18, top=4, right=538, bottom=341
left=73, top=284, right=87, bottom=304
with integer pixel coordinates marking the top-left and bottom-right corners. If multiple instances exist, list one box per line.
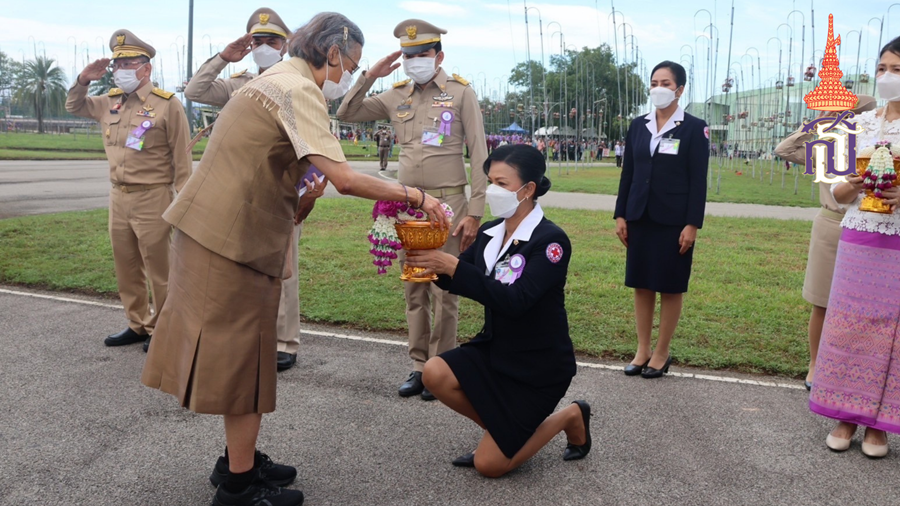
left=141, top=229, right=281, bottom=415
left=802, top=209, right=843, bottom=308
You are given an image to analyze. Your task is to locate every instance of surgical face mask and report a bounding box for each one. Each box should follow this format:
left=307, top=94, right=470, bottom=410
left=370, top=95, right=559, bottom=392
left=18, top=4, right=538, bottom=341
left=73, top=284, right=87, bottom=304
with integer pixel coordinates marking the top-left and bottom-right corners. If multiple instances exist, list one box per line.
left=876, top=71, right=900, bottom=102
left=321, top=57, right=352, bottom=100
left=113, top=64, right=145, bottom=94
left=252, top=43, right=283, bottom=69
left=486, top=183, right=527, bottom=219
left=649, top=86, right=678, bottom=109
left=402, top=56, right=437, bottom=84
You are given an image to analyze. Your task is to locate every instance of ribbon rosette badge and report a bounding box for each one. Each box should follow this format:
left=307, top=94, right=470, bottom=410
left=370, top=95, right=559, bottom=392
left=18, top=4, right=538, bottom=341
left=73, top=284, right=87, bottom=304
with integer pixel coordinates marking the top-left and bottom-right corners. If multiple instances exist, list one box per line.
left=438, top=111, right=454, bottom=145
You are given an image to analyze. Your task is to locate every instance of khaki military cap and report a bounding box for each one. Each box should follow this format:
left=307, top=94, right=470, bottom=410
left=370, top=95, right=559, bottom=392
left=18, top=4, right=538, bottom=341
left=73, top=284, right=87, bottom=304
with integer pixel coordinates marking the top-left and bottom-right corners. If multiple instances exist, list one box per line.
left=394, top=19, right=446, bottom=55
left=109, top=29, right=155, bottom=59
left=247, top=8, right=291, bottom=38
left=852, top=95, right=876, bottom=114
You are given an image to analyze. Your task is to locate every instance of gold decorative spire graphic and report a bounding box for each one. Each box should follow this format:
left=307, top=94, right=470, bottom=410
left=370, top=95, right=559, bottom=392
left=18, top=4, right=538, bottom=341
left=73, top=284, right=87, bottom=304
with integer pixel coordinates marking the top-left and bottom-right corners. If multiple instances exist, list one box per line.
left=804, top=14, right=859, bottom=111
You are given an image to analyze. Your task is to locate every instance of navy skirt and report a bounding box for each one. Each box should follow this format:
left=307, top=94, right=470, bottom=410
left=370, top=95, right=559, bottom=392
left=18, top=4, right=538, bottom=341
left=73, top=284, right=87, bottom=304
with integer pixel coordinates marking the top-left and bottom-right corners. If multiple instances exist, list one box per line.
left=440, top=341, right=571, bottom=459
left=624, top=215, right=695, bottom=294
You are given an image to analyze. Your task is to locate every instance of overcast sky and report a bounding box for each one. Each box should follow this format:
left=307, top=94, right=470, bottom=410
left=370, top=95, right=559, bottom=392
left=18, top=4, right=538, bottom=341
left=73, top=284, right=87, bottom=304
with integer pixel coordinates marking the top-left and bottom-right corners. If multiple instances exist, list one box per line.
left=0, top=0, right=894, bottom=100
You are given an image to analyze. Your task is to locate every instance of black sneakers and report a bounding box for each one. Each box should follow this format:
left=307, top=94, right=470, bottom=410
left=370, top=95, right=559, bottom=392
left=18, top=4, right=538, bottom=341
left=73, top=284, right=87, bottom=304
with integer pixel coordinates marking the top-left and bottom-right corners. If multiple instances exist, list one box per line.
left=211, top=471, right=304, bottom=506
left=210, top=451, right=297, bottom=488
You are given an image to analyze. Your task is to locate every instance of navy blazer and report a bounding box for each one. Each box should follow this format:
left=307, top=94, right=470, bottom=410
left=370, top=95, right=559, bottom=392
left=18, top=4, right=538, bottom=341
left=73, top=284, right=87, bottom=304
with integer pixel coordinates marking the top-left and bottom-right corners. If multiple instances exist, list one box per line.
left=613, top=111, right=709, bottom=228
left=435, top=217, right=576, bottom=388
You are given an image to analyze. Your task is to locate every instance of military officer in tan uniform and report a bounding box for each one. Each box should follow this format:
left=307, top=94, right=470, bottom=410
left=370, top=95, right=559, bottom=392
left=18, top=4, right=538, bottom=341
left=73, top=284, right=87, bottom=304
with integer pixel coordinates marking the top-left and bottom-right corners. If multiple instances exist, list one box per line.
left=184, top=8, right=313, bottom=372
left=374, top=125, right=393, bottom=170
left=66, top=30, right=191, bottom=351
left=185, top=8, right=291, bottom=107
left=337, top=19, right=488, bottom=400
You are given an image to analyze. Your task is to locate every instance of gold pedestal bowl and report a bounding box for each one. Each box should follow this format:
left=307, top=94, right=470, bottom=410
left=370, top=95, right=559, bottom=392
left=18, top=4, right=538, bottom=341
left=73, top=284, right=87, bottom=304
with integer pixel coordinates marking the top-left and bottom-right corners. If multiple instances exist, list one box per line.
left=395, top=221, right=450, bottom=282
left=856, top=158, right=900, bottom=214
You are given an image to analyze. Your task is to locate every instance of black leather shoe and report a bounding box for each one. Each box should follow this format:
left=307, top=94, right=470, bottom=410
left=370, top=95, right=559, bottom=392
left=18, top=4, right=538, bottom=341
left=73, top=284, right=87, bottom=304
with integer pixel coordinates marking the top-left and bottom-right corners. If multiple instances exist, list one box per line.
left=420, top=387, right=436, bottom=401
left=210, top=451, right=298, bottom=488
left=277, top=352, right=297, bottom=372
left=641, top=356, right=673, bottom=379
left=805, top=380, right=813, bottom=391
left=104, top=328, right=147, bottom=347
left=451, top=452, right=475, bottom=467
left=142, top=336, right=151, bottom=353
left=563, top=400, right=592, bottom=461
left=624, top=358, right=650, bottom=376
left=398, top=371, right=424, bottom=397
left=211, top=471, right=303, bottom=506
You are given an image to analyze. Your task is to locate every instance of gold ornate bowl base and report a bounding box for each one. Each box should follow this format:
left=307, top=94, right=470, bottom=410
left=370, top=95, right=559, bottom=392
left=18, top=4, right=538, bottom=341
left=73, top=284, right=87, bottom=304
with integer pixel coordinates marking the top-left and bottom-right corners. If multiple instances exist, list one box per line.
left=856, top=157, right=899, bottom=215
left=395, top=221, right=450, bottom=283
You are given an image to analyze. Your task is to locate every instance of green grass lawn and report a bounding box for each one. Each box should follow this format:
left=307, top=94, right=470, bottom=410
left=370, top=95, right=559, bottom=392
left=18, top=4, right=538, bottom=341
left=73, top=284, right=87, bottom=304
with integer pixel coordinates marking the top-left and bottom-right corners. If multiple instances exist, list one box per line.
left=0, top=199, right=814, bottom=377
left=546, top=159, right=820, bottom=207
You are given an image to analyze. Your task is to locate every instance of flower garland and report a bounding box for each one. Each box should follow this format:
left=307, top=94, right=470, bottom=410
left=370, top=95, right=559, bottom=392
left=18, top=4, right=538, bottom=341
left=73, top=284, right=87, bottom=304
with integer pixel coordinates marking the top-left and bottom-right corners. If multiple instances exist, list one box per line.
left=367, top=201, right=454, bottom=274
left=862, top=141, right=897, bottom=199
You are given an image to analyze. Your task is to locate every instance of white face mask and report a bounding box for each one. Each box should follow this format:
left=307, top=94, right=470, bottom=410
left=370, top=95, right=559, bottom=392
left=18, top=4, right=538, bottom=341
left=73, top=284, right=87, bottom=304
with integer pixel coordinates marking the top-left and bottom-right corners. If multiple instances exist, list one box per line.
left=321, top=56, right=353, bottom=100
left=252, top=44, right=283, bottom=69
left=486, top=183, right=527, bottom=219
left=113, top=64, right=145, bottom=94
left=876, top=71, right=900, bottom=102
left=649, top=86, right=678, bottom=109
left=402, top=56, right=437, bottom=84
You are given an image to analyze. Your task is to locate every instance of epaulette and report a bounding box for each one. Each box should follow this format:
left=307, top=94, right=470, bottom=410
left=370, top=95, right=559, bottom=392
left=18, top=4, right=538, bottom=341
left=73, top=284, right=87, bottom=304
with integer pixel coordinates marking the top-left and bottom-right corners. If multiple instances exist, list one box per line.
left=231, top=69, right=248, bottom=79
left=152, top=88, right=175, bottom=100
left=451, top=74, right=470, bottom=86
left=108, top=88, right=124, bottom=97
left=393, top=79, right=411, bottom=88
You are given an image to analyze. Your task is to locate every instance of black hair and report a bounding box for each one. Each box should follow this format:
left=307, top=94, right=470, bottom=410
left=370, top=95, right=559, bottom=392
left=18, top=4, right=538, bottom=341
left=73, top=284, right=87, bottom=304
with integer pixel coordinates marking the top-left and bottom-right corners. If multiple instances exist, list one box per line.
left=651, top=60, right=686, bottom=88
left=433, top=42, right=442, bottom=53
left=880, top=36, right=900, bottom=59
left=482, top=144, right=551, bottom=200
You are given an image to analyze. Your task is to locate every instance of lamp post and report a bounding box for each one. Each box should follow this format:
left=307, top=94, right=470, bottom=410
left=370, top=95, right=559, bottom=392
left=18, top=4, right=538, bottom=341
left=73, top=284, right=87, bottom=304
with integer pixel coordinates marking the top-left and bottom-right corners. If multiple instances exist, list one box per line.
left=868, top=16, right=884, bottom=96
left=694, top=8, right=715, bottom=127
left=609, top=8, right=624, bottom=141
left=186, top=0, right=195, bottom=134
left=202, top=34, right=213, bottom=60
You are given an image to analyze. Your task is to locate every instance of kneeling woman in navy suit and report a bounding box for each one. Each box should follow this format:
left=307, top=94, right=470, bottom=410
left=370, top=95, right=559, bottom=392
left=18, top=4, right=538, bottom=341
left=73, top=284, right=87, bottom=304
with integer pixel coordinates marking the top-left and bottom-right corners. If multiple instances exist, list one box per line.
left=406, top=144, right=590, bottom=478
left=614, top=61, right=709, bottom=379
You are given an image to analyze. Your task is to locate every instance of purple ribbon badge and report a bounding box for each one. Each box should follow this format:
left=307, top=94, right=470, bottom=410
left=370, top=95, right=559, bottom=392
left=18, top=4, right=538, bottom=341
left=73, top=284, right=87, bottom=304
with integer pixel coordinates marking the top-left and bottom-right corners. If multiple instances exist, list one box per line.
left=131, top=120, right=152, bottom=138
left=438, top=110, right=454, bottom=140
left=509, top=254, right=526, bottom=281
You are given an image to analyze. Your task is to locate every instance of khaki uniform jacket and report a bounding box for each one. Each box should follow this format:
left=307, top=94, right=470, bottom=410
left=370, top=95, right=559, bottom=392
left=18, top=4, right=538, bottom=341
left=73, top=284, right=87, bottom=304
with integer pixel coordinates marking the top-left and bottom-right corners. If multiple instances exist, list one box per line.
left=337, top=68, right=487, bottom=217
left=184, top=54, right=256, bottom=107
left=66, top=81, right=192, bottom=191
left=163, top=57, right=345, bottom=278
left=775, top=127, right=844, bottom=214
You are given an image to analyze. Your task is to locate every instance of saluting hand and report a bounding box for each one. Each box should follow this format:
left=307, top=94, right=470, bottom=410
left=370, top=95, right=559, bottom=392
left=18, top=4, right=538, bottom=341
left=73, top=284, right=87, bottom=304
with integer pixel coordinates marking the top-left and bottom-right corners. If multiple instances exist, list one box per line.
left=679, top=225, right=698, bottom=255
left=615, top=217, right=628, bottom=248
left=220, top=34, right=253, bottom=63
left=78, top=58, right=111, bottom=85
left=367, top=51, right=402, bottom=79
left=453, top=216, right=480, bottom=252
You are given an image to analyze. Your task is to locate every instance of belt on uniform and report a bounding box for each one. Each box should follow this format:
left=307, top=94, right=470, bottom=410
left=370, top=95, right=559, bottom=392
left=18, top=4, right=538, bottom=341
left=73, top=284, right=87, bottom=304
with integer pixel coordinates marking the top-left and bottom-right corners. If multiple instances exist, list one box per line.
left=818, top=207, right=845, bottom=221
left=111, top=183, right=169, bottom=193
left=423, top=186, right=465, bottom=198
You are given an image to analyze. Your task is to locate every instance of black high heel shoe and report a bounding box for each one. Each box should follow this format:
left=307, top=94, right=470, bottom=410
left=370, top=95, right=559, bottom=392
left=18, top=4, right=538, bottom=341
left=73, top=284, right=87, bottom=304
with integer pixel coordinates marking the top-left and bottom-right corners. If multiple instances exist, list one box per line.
left=624, top=358, right=651, bottom=376
left=563, top=400, right=592, bottom=461
left=641, top=356, right=672, bottom=379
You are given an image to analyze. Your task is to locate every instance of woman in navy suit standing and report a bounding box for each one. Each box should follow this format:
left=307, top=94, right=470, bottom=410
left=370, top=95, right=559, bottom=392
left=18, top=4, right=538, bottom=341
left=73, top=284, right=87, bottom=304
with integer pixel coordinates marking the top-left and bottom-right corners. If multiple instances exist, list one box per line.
left=406, top=144, right=590, bottom=478
left=614, top=61, right=709, bottom=379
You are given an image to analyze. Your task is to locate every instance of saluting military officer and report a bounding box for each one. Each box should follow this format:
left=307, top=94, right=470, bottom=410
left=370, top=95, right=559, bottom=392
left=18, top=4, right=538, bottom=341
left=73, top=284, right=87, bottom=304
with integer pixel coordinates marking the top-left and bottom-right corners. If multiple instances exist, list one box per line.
left=184, top=8, right=291, bottom=107
left=66, top=30, right=191, bottom=351
left=337, top=19, right=488, bottom=400
left=374, top=125, right=393, bottom=170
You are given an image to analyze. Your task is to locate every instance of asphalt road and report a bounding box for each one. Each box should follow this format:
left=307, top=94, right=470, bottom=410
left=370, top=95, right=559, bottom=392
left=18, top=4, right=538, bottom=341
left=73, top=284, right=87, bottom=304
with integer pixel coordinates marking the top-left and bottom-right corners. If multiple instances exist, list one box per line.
left=0, top=160, right=818, bottom=221
left=0, top=287, right=897, bottom=506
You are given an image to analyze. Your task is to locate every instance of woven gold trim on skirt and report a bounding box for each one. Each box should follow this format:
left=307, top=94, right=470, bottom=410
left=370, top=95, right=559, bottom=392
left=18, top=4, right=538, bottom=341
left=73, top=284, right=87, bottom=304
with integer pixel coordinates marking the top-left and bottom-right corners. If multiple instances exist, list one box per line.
left=141, top=229, right=281, bottom=415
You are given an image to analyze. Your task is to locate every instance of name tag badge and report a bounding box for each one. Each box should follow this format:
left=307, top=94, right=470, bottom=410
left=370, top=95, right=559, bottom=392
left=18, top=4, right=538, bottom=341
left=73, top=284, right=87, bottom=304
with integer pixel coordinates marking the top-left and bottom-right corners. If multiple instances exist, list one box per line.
left=125, top=136, right=144, bottom=151
left=422, top=128, right=442, bottom=147
left=493, top=258, right=515, bottom=285
left=397, top=104, right=411, bottom=110
left=659, top=138, right=680, bottom=155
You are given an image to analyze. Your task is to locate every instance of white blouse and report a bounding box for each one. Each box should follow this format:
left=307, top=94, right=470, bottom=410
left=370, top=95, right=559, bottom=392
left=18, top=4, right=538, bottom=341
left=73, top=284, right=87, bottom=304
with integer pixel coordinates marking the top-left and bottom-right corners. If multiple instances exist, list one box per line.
left=841, top=109, right=900, bottom=236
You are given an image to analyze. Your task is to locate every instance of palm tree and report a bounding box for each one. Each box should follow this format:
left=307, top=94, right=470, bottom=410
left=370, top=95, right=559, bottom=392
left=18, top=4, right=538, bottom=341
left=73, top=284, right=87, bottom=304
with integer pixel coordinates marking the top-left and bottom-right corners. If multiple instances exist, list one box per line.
left=12, top=56, right=68, bottom=133
left=90, top=70, right=114, bottom=96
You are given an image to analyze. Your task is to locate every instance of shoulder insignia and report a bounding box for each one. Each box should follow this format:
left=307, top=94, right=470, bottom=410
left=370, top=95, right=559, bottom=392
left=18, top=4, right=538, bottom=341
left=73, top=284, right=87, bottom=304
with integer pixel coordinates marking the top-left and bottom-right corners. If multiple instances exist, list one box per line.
left=108, top=88, right=125, bottom=97
left=452, top=74, right=470, bottom=86
left=393, top=79, right=411, bottom=88
left=231, top=69, right=248, bottom=79
left=151, top=88, right=175, bottom=100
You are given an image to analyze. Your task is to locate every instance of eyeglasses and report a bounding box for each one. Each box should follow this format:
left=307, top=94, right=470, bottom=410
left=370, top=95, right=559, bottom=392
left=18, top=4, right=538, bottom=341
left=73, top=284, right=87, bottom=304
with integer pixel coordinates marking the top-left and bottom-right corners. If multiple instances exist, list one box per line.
left=344, top=53, right=361, bottom=76
left=108, top=60, right=146, bottom=72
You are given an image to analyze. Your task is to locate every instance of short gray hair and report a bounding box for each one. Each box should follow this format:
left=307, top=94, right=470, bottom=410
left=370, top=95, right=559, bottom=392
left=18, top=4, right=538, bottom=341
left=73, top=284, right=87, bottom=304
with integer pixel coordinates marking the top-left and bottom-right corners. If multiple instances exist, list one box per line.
left=289, top=13, right=364, bottom=69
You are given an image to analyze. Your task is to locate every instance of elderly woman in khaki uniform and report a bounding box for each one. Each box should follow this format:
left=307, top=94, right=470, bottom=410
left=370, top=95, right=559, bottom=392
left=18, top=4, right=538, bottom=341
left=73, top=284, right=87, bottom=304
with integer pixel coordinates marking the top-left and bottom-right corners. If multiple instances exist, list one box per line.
left=141, top=13, right=448, bottom=506
left=774, top=95, right=875, bottom=390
